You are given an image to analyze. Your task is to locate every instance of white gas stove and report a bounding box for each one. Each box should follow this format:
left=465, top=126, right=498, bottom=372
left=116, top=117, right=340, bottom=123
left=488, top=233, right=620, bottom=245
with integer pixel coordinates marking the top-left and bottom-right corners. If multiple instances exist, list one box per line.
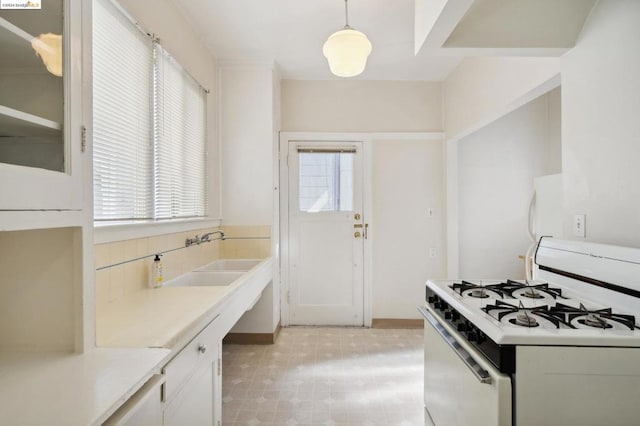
left=420, top=238, right=640, bottom=426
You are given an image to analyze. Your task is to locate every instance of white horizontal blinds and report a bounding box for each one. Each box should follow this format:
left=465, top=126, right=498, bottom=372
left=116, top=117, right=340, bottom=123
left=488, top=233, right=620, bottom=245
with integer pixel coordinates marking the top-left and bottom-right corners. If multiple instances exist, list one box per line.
left=154, top=45, right=207, bottom=219
left=93, top=0, right=153, bottom=220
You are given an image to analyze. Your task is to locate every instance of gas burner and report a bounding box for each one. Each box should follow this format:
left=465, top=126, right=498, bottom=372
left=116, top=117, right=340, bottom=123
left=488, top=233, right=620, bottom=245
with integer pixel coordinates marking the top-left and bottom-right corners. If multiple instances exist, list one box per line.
left=469, top=288, right=489, bottom=298
left=483, top=300, right=573, bottom=329
left=511, top=312, right=539, bottom=328
left=520, top=288, right=544, bottom=299
left=450, top=281, right=505, bottom=299
left=505, top=280, right=566, bottom=300
left=550, top=303, right=638, bottom=330
left=450, top=280, right=567, bottom=300
left=579, top=314, right=612, bottom=329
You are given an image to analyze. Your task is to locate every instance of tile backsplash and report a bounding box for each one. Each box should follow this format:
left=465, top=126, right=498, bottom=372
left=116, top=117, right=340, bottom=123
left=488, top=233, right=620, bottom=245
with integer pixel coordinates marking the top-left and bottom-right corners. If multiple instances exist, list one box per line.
left=221, top=225, right=272, bottom=259
left=95, top=225, right=271, bottom=312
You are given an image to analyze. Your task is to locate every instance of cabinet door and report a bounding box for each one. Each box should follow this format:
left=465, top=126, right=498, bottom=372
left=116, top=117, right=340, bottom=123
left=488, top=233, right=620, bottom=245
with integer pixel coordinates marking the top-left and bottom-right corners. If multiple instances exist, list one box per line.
left=163, top=362, right=214, bottom=426
left=213, top=341, right=222, bottom=426
left=104, top=375, right=164, bottom=426
left=0, top=0, right=87, bottom=211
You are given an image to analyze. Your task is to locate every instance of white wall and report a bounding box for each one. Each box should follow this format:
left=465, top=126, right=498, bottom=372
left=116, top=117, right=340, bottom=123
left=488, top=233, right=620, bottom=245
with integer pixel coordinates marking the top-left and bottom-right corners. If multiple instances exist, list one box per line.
left=445, top=0, right=640, bottom=278
left=219, top=64, right=279, bottom=333
left=281, top=81, right=445, bottom=320
left=118, top=0, right=220, bottom=218
left=443, top=57, right=560, bottom=276
left=372, top=138, right=445, bottom=319
left=219, top=64, right=276, bottom=225
left=444, top=57, right=560, bottom=141
left=281, top=80, right=442, bottom=132
left=561, top=0, right=640, bottom=247
left=458, top=91, right=560, bottom=278
left=0, top=228, right=77, bottom=351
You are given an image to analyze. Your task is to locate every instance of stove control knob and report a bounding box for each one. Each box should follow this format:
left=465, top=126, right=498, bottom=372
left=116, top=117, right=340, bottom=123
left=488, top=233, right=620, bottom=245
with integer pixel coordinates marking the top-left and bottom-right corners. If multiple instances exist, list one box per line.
left=451, top=311, right=460, bottom=321
left=428, top=296, right=437, bottom=304
left=444, top=311, right=452, bottom=320
left=434, top=302, right=442, bottom=309
left=467, top=331, right=478, bottom=342
left=476, top=332, right=485, bottom=344
left=440, top=301, right=448, bottom=310
left=457, top=323, right=467, bottom=332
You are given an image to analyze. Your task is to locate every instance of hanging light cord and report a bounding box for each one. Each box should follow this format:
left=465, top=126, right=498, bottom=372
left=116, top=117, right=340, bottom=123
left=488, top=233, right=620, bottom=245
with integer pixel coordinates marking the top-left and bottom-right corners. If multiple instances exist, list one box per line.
left=344, top=0, right=351, bottom=29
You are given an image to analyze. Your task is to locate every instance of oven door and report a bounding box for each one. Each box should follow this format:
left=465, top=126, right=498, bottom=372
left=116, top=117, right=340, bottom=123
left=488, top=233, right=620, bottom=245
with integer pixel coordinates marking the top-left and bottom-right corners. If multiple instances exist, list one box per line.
left=419, top=306, right=512, bottom=426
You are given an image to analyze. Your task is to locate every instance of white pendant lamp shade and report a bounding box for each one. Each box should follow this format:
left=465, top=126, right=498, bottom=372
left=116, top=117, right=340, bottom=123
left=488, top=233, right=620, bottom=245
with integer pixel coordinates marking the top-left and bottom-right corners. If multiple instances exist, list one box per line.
left=323, top=28, right=372, bottom=77
left=323, top=0, right=372, bottom=78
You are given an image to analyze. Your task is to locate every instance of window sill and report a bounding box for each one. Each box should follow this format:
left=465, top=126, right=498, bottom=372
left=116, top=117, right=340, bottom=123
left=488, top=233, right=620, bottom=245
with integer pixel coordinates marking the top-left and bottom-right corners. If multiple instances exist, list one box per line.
left=94, top=217, right=223, bottom=244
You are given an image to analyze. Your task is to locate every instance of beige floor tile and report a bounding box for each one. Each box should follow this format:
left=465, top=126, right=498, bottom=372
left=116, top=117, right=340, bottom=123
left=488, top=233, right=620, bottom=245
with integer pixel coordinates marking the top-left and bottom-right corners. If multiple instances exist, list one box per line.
left=222, top=327, right=423, bottom=426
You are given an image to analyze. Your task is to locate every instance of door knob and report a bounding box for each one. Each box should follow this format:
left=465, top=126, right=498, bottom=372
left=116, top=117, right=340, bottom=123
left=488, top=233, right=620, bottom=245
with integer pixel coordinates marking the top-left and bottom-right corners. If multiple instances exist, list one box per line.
left=354, top=231, right=361, bottom=239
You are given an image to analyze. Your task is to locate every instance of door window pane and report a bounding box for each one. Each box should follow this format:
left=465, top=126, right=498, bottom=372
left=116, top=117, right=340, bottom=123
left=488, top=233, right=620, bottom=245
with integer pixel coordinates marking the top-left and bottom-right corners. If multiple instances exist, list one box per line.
left=299, top=152, right=353, bottom=212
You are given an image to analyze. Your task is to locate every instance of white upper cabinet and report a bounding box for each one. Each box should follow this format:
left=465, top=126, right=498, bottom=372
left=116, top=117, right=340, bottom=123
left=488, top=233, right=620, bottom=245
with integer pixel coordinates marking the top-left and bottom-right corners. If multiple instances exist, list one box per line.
left=0, top=0, right=87, bottom=212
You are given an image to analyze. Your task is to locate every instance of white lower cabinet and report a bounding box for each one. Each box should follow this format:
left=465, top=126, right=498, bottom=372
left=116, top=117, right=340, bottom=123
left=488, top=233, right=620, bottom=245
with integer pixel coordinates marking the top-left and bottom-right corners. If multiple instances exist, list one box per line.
left=164, top=362, right=215, bottom=426
left=104, top=375, right=164, bottom=426
left=162, top=316, right=222, bottom=426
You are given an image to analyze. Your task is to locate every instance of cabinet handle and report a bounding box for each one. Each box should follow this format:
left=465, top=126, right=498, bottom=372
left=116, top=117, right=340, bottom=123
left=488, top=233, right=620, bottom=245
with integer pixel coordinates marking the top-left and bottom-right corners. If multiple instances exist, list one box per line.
left=81, top=125, right=87, bottom=153
left=197, top=344, right=207, bottom=354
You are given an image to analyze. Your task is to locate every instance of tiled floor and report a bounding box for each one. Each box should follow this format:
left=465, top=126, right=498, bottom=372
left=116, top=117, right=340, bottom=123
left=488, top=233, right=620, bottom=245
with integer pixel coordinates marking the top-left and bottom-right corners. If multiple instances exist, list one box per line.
left=221, top=327, right=425, bottom=426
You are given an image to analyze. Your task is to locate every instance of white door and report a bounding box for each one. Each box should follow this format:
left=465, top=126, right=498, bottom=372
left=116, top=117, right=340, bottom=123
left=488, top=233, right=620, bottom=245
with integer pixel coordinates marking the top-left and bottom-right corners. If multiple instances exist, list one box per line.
left=288, top=141, right=364, bottom=326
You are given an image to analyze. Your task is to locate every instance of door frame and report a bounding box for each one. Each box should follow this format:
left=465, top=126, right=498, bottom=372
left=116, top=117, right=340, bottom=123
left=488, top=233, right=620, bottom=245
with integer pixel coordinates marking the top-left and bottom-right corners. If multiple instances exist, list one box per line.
left=279, top=132, right=374, bottom=327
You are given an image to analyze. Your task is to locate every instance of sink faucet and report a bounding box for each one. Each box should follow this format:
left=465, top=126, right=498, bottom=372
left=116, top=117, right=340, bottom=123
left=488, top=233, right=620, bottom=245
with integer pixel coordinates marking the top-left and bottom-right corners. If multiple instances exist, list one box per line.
left=200, top=230, right=225, bottom=243
left=186, top=230, right=225, bottom=247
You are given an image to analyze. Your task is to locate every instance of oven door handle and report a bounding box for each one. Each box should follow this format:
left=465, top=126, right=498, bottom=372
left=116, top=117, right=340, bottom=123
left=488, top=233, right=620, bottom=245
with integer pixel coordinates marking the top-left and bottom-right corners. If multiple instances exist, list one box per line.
left=418, top=306, right=493, bottom=384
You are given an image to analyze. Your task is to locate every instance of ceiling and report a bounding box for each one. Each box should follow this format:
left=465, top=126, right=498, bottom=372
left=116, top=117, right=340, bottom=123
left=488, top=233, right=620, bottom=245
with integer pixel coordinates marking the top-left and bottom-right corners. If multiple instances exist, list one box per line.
left=172, top=0, right=596, bottom=82
left=171, top=0, right=463, bottom=81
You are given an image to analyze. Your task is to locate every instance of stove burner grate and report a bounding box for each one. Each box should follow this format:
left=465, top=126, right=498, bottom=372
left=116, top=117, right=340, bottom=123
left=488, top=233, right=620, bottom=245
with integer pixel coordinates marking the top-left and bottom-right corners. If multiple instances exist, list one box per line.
left=450, top=279, right=567, bottom=300
left=450, top=281, right=506, bottom=298
left=483, top=300, right=573, bottom=329
left=550, top=303, right=638, bottom=330
left=504, top=279, right=566, bottom=300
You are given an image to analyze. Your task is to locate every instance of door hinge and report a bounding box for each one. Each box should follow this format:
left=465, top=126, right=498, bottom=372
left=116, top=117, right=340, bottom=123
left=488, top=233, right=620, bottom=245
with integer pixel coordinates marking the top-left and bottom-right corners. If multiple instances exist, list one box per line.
left=217, top=357, right=221, bottom=376
left=80, top=125, right=87, bottom=153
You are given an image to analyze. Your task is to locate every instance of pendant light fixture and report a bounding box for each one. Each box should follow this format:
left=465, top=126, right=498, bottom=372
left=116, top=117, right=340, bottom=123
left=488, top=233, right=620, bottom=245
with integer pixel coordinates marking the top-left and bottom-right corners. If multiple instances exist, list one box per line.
left=322, top=0, right=372, bottom=78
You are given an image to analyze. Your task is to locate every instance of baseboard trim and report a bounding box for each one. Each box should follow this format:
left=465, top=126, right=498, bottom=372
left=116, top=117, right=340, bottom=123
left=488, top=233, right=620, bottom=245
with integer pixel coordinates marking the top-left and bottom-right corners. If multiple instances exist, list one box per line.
left=371, top=318, right=423, bottom=329
left=223, top=322, right=282, bottom=344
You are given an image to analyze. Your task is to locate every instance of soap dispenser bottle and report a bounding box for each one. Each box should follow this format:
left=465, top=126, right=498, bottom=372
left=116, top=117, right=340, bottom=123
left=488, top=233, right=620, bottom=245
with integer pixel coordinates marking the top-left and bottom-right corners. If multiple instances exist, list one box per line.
left=150, top=254, right=164, bottom=288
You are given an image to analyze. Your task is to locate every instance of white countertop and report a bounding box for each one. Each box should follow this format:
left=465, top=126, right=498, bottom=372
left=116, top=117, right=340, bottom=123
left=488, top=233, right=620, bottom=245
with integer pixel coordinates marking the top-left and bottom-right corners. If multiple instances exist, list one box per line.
left=0, top=258, right=272, bottom=425
left=97, top=258, right=273, bottom=350
left=97, top=286, right=231, bottom=349
left=0, top=348, right=170, bottom=426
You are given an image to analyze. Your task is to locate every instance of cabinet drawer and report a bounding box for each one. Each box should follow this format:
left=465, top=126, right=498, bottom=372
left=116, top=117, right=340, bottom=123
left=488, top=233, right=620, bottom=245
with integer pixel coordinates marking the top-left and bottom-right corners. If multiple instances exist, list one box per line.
left=162, top=315, right=219, bottom=402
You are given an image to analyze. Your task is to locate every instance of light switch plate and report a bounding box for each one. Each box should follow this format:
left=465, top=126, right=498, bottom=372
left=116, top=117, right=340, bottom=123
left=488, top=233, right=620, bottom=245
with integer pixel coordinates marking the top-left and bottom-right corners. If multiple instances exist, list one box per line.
left=573, top=214, right=586, bottom=237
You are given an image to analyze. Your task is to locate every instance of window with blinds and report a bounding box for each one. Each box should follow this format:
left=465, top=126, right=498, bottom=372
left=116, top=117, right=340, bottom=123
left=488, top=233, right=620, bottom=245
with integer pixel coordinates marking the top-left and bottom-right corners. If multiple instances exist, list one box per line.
left=93, top=0, right=153, bottom=220
left=154, top=46, right=207, bottom=219
left=93, top=0, right=207, bottom=222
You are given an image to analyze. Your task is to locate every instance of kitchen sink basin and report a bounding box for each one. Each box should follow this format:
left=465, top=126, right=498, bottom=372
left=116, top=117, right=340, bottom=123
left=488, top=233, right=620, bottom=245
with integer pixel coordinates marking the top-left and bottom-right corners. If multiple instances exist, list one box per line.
left=194, top=259, right=262, bottom=272
left=164, top=271, right=244, bottom=287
